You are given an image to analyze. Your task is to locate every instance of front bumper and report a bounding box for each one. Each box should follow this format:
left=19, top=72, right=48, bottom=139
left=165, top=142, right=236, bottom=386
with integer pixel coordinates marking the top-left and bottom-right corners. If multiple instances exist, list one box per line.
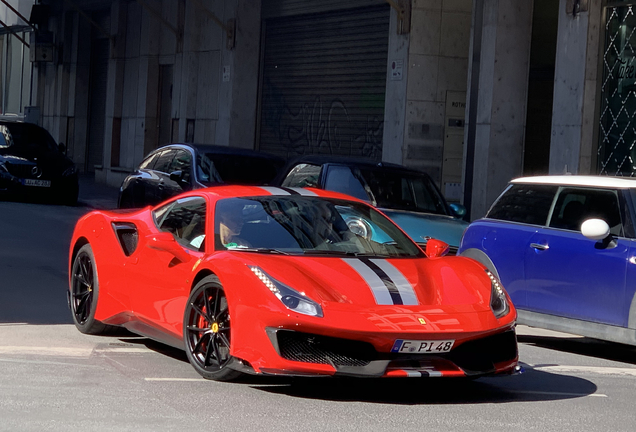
left=230, top=301, right=518, bottom=378
left=252, top=327, right=518, bottom=378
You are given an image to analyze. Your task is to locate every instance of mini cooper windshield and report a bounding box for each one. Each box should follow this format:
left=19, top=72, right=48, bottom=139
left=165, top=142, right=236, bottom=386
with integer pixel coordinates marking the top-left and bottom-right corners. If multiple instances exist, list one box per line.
left=214, top=196, right=424, bottom=258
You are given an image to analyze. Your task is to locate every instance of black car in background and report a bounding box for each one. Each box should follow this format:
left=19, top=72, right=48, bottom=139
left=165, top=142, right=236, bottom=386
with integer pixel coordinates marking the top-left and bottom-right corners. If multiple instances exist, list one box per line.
left=118, top=143, right=285, bottom=208
left=0, top=120, right=79, bottom=205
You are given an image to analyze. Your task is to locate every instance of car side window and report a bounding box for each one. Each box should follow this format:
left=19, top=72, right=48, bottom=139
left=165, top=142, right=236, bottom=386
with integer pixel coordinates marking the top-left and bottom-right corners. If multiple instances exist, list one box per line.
left=169, top=150, right=192, bottom=182
left=139, top=152, right=160, bottom=170
left=549, top=188, right=623, bottom=236
left=487, top=184, right=557, bottom=226
left=281, top=163, right=321, bottom=188
left=153, top=196, right=207, bottom=251
left=154, top=150, right=176, bottom=173
left=323, top=165, right=370, bottom=201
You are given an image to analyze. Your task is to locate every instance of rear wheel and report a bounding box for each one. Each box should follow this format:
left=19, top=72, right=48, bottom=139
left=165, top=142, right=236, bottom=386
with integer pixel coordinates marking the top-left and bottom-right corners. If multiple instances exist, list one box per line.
left=69, top=244, right=117, bottom=334
left=183, top=275, right=242, bottom=381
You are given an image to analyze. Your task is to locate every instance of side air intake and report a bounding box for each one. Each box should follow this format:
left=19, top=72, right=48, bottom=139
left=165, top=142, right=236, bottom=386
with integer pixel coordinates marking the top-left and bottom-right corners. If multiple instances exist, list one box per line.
left=112, top=222, right=138, bottom=256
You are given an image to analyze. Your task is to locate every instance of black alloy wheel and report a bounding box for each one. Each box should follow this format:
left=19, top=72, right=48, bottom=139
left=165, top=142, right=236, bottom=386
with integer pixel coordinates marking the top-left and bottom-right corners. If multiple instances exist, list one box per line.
left=184, top=275, right=242, bottom=381
left=70, top=244, right=115, bottom=334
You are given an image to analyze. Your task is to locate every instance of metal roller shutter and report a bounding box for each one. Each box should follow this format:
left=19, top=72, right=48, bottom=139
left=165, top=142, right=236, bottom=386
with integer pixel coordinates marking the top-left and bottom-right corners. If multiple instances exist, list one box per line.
left=262, top=0, right=386, bottom=19
left=258, top=3, right=390, bottom=160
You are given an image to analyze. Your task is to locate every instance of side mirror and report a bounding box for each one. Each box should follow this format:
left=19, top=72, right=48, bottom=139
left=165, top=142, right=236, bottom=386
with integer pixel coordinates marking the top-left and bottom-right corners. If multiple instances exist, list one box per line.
left=449, top=203, right=467, bottom=219
left=581, top=218, right=616, bottom=249
left=169, top=170, right=184, bottom=182
left=425, top=238, right=450, bottom=258
left=581, top=218, right=610, bottom=240
left=145, top=232, right=191, bottom=262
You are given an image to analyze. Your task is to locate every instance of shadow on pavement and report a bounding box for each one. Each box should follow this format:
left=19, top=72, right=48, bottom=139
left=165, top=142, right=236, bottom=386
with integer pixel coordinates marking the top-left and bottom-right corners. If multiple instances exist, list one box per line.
left=518, top=334, right=636, bottom=365
left=248, top=364, right=597, bottom=404
left=118, top=334, right=600, bottom=404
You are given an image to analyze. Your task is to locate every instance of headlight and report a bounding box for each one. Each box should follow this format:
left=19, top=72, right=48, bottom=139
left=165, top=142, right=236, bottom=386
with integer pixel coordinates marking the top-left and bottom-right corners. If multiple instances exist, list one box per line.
left=249, top=266, right=323, bottom=317
left=346, top=217, right=372, bottom=240
left=63, top=165, right=78, bottom=176
left=486, top=270, right=510, bottom=318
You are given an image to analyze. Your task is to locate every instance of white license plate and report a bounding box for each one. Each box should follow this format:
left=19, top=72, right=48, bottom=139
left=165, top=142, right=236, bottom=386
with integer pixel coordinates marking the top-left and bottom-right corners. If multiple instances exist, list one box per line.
left=23, top=179, right=51, bottom=187
left=391, top=339, right=455, bottom=354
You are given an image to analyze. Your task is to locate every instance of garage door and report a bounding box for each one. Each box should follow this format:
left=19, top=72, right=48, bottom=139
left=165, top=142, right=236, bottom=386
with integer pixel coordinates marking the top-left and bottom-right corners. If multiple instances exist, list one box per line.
left=258, top=2, right=390, bottom=160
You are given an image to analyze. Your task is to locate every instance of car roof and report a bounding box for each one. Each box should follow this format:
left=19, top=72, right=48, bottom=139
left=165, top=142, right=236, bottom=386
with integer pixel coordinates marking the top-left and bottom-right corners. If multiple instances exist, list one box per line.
left=0, top=119, right=42, bottom=129
left=180, top=185, right=367, bottom=202
left=154, top=143, right=284, bottom=161
left=280, top=154, right=431, bottom=176
left=511, top=175, right=636, bottom=188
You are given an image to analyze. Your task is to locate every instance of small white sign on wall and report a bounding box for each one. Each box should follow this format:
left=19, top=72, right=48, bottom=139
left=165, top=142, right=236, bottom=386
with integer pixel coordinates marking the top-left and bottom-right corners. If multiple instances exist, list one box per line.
left=223, top=65, right=231, bottom=82
left=390, top=60, right=403, bottom=81
left=444, top=182, right=463, bottom=202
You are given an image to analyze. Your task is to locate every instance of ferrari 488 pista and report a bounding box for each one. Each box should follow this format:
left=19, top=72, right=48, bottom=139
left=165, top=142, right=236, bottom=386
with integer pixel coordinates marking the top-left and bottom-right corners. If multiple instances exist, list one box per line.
left=68, top=186, right=518, bottom=381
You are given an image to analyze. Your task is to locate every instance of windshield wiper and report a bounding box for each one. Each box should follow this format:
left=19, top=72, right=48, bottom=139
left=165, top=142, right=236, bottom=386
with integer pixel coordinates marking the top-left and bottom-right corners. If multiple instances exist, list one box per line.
left=302, top=250, right=377, bottom=257
left=226, top=247, right=292, bottom=255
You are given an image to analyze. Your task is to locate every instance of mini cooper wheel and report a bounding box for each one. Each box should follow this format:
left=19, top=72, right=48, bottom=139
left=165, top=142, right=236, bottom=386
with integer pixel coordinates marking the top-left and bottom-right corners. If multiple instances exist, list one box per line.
left=70, top=244, right=116, bottom=334
left=184, top=275, right=242, bottom=381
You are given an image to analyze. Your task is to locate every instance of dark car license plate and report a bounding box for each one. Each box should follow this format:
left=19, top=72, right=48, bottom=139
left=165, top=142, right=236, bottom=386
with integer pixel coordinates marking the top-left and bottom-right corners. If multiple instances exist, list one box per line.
left=23, top=179, right=51, bottom=187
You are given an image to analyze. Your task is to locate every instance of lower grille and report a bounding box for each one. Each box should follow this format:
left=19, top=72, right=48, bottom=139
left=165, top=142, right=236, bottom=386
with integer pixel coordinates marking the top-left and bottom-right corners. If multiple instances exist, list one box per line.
left=446, top=330, right=518, bottom=373
left=277, top=331, right=376, bottom=367
left=275, top=329, right=517, bottom=374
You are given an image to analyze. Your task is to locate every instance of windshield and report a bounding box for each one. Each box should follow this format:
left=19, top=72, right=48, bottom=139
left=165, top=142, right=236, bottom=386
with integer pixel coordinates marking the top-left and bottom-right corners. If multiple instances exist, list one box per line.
left=214, top=196, right=424, bottom=258
left=1, top=123, right=59, bottom=154
left=358, top=168, right=449, bottom=215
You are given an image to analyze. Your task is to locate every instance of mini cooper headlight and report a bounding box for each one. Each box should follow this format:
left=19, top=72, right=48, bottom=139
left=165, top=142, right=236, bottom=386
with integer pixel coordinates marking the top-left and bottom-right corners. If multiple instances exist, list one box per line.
left=486, top=270, right=510, bottom=318
left=249, top=266, right=323, bottom=317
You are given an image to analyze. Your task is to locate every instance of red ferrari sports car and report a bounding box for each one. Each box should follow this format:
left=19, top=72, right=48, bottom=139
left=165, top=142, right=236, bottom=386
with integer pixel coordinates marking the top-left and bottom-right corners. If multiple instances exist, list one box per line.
left=68, top=185, right=518, bottom=381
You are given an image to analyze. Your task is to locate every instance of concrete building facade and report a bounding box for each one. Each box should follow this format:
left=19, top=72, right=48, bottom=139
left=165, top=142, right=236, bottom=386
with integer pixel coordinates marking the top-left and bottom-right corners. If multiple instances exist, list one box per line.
left=0, top=0, right=625, bottom=219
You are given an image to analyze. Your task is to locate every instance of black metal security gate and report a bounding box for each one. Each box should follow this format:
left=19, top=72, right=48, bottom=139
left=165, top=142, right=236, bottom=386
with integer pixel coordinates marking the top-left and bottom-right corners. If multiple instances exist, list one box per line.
left=599, top=2, right=636, bottom=175
left=258, top=1, right=390, bottom=160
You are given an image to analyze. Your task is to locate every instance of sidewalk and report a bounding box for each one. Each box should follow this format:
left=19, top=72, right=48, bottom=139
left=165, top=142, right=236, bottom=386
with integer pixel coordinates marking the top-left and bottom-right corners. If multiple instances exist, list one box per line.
left=77, top=174, right=120, bottom=210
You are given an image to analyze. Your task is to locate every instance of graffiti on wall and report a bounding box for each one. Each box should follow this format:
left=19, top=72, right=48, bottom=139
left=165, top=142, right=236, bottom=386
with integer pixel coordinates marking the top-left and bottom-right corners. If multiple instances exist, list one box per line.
left=262, top=82, right=384, bottom=160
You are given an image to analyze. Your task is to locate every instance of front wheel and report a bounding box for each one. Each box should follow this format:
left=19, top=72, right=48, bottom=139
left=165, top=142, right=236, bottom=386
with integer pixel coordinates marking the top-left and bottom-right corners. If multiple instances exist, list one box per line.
left=183, top=275, right=242, bottom=381
left=69, top=244, right=117, bottom=334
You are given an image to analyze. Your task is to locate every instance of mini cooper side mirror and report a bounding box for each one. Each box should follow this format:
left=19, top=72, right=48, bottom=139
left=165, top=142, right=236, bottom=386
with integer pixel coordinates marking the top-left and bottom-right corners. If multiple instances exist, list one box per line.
left=581, top=218, right=616, bottom=249
left=146, top=232, right=191, bottom=263
left=581, top=218, right=610, bottom=240
left=425, top=238, right=450, bottom=258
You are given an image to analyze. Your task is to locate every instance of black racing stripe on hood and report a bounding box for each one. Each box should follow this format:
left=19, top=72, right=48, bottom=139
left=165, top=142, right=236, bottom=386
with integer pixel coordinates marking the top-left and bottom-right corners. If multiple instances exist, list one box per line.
left=359, top=258, right=403, bottom=305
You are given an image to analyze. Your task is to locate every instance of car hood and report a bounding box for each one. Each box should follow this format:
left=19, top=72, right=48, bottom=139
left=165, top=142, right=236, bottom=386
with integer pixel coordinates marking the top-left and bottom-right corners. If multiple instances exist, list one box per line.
left=238, top=253, right=491, bottom=313
left=380, top=209, right=469, bottom=247
left=0, top=148, right=74, bottom=171
left=0, top=154, right=35, bottom=165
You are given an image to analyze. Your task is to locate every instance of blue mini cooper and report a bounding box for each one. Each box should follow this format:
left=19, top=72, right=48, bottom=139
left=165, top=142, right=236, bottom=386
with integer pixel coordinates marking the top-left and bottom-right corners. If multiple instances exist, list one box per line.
left=459, top=175, right=636, bottom=346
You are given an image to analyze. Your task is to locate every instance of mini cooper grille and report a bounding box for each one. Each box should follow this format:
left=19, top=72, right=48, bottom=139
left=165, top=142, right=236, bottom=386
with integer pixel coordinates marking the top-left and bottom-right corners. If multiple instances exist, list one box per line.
left=277, top=331, right=376, bottom=367
left=112, top=223, right=138, bottom=256
left=446, top=330, right=518, bottom=373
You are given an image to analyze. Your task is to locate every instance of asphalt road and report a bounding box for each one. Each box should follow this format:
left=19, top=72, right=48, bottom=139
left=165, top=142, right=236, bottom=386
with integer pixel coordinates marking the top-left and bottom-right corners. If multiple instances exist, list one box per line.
left=1, top=197, right=635, bottom=432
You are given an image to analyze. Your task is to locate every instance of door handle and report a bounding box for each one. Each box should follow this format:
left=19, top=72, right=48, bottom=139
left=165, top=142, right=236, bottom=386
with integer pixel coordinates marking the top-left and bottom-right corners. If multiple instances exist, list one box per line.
left=530, top=243, right=549, bottom=250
